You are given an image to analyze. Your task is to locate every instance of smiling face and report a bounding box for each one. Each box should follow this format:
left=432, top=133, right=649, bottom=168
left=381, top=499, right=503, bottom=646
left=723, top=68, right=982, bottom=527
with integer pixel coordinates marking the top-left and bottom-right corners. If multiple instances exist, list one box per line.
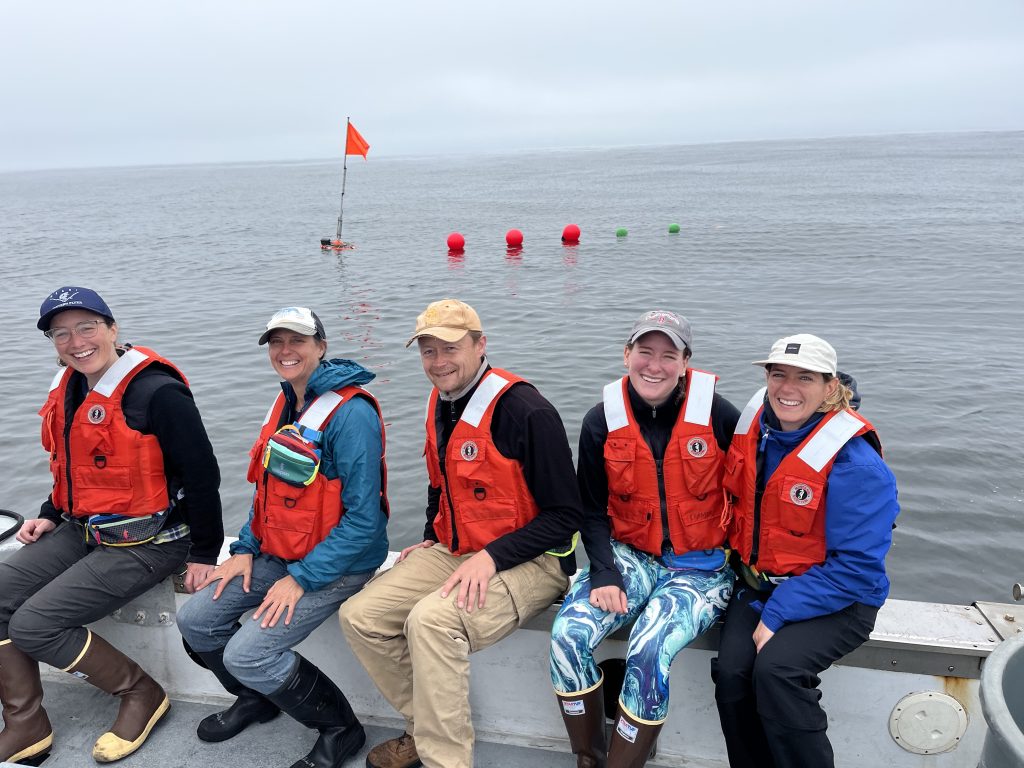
left=623, top=331, right=688, bottom=407
left=417, top=333, right=486, bottom=395
left=48, top=309, right=120, bottom=387
left=765, top=364, right=839, bottom=431
left=267, top=329, right=326, bottom=394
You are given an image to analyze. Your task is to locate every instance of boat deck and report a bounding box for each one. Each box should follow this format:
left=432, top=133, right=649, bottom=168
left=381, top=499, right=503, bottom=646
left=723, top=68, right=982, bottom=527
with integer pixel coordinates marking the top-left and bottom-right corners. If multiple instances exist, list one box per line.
left=7, top=677, right=606, bottom=768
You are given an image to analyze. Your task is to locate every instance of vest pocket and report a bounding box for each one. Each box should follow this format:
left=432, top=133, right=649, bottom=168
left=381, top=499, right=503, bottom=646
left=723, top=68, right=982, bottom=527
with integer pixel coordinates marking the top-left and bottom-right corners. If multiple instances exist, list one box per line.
left=776, top=475, right=824, bottom=534
left=603, top=438, right=637, bottom=494
left=458, top=498, right=518, bottom=549
left=607, top=500, right=654, bottom=546
left=678, top=439, right=722, bottom=498
left=764, top=527, right=826, bottom=575
left=72, top=466, right=134, bottom=515
left=260, top=478, right=323, bottom=559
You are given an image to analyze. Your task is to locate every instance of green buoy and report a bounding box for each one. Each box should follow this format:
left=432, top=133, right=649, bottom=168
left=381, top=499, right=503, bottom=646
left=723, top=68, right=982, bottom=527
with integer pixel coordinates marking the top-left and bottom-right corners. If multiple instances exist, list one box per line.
left=616, top=228, right=628, bottom=237
left=668, top=223, right=680, bottom=234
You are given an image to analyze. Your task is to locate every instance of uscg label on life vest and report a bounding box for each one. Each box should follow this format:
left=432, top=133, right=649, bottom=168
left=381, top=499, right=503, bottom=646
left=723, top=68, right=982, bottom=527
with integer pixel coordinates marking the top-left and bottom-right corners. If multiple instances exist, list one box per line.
left=616, top=716, right=639, bottom=743
left=87, top=405, right=106, bottom=424
left=789, top=483, right=813, bottom=506
left=562, top=699, right=586, bottom=716
left=460, top=440, right=479, bottom=461
left=687, top=437, right=708, bottom=458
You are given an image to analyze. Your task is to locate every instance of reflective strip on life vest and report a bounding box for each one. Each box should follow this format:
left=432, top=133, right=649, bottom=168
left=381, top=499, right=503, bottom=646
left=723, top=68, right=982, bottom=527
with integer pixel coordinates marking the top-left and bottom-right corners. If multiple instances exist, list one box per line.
left=797, top=409, right=865, bottom=472
left=735, top=387, right=766, bottom=436
left=682, top=370, right=715, bottom=426
left=461, top=372, right=510, bottom=428
left=299, top=390, right=344, bottom=430
left=603, top=379, right=629, bottom=432
left=92, top=347, right=148, bottom=398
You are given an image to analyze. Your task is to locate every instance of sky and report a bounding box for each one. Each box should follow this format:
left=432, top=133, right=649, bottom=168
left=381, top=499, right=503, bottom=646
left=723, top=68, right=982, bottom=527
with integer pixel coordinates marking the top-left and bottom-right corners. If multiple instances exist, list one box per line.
left=2, top=0, right=1023, bottom=171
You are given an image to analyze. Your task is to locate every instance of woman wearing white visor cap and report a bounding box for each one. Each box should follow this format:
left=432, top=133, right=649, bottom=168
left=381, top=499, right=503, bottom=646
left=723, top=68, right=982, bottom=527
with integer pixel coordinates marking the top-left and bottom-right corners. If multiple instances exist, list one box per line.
left=177, top=306, right=390, bottom=768
left=713, top=334, right=899, bottom=768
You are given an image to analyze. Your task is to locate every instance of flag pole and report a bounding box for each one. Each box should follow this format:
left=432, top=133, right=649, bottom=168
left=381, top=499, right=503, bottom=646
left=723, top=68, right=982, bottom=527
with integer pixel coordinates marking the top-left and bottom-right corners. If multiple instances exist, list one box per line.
left=335, top=117, right=350, bottom=242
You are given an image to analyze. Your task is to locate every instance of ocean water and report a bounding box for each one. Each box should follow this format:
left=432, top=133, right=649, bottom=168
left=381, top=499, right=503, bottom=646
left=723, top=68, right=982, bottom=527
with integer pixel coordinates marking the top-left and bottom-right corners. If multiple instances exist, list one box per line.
left=1, top=131, right=1021, bottom=605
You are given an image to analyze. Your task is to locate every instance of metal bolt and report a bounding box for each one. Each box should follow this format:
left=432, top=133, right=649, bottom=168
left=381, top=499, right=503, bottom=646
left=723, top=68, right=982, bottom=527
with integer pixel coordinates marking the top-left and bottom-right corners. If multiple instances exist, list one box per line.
left=988, top=637, right=996, bottom=642
left=1005, top=614, right=1016, bottom=622
left=111, top=609, right=122, bottom=619
left=134, top=611, right=146, bottom=624
left=948, top=666, right=955, bottom=672
left=158, top=612, right=170, bottom=625
left=891, top=660, right=898, bottom=666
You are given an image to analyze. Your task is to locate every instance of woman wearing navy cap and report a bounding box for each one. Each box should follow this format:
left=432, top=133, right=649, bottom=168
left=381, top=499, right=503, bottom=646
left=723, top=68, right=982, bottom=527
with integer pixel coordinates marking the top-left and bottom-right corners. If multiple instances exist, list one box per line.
left=0, top=287, right=223, bottom=765
left=713, top=334, right=899, bottom=768
left=549, top=310, right=740, bottom=767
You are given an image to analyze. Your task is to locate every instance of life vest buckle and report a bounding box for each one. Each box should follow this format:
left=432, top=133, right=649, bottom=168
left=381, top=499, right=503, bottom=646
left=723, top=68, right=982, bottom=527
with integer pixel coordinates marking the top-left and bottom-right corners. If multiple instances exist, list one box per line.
left=94, top=455, right=107, bottom=469
left=473, top=487, right=486, bottom=500
left=284, top=497, right=297, bottom=509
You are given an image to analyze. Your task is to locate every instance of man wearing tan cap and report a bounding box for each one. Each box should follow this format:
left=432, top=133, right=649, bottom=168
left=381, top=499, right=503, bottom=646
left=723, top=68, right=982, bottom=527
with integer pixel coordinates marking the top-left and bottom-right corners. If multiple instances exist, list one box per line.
left=340, top=298, right=582, bottom=768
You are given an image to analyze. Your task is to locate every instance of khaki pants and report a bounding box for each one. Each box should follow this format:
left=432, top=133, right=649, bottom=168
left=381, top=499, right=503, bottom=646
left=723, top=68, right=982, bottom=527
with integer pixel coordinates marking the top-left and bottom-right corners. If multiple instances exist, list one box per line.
left=339, top=545, right=568, bottom=768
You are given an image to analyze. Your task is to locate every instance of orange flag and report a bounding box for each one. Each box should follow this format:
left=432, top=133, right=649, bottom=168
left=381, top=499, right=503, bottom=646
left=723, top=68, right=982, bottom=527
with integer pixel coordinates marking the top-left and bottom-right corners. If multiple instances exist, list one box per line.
left=345, top=122, right=370, bottom=158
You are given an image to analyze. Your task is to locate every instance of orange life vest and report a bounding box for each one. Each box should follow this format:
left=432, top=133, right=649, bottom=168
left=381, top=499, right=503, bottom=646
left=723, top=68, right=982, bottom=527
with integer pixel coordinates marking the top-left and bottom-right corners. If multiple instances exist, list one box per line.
left=247, top=386, right=388, bottom=561
left=602, top=371, right=727, bottom=556
left=39, top=346, right=183, bottom=519
left=723, top=387, right=877, bottom=575
left=424, top=369, right=539, bottom=555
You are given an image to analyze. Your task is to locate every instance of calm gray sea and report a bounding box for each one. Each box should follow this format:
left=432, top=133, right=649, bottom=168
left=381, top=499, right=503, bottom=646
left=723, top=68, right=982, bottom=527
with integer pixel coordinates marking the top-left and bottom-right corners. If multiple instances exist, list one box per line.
left=1, top=131, right=1021, bottom=605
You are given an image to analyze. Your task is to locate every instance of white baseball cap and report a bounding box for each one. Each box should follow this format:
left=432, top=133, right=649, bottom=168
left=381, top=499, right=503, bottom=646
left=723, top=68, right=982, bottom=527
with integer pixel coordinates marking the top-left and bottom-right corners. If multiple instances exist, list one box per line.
left=752, top=334, right=837, bottom=376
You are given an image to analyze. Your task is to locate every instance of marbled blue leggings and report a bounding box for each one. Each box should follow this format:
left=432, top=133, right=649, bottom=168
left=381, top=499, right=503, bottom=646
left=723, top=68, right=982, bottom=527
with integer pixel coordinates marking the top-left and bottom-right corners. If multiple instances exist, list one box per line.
left=550, top=539, right=734, bottom=722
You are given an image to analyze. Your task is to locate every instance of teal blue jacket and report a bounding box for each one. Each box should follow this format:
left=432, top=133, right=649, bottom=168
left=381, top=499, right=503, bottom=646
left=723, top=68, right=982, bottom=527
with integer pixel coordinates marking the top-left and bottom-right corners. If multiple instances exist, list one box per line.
left=231, top=359, right=388, bottom=591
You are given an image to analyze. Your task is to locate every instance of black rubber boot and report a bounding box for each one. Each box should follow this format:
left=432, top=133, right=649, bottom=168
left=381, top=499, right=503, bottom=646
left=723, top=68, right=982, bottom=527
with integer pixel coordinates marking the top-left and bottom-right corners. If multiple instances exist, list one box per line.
left=266, top=655, right=365, bottom=768
left=193, top=649, right=280, bottom=743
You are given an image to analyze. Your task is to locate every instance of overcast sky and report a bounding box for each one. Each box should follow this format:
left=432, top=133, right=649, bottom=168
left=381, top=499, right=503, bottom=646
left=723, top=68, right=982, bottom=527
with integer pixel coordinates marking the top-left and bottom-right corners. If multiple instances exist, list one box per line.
left=2, top=1, right=1022, bottom=171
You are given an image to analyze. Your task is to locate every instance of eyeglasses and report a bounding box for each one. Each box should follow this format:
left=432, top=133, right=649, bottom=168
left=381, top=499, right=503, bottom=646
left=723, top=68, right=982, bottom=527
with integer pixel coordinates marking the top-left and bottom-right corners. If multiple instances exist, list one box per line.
left=44, top=320, right=105, bottom=345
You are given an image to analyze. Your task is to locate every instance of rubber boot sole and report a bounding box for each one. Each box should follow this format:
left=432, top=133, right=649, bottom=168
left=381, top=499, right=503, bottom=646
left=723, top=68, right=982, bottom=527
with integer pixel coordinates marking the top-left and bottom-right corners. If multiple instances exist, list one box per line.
left=6, top=732, right=53, bottom=765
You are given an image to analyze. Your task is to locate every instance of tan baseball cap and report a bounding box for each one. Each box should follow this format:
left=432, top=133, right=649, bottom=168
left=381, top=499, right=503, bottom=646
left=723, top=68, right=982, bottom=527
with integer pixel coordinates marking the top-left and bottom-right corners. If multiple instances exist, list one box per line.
left=406, top=298, right=483, bottom=347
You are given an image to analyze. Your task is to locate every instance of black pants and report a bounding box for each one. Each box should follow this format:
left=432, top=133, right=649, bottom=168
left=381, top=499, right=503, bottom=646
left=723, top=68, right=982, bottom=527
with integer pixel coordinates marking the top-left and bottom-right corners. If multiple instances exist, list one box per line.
left=0, top=519, right=189, bottom=669
left=712, top=585, right=878, bottom=768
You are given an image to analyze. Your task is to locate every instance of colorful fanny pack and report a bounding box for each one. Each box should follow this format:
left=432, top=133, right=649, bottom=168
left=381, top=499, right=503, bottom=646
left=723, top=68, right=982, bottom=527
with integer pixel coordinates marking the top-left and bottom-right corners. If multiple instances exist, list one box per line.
left=85, top=509, right=169, bottom=547
left=262, top=424, right=322, bottom=487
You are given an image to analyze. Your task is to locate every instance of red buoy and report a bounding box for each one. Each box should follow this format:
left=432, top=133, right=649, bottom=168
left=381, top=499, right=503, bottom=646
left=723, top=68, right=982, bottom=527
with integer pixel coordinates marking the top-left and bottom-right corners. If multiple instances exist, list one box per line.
left=505, top=229, right=524, bottom=247
left=447, top=232, right=465, bottom=251
left=561, top=224, right=581, bottom=243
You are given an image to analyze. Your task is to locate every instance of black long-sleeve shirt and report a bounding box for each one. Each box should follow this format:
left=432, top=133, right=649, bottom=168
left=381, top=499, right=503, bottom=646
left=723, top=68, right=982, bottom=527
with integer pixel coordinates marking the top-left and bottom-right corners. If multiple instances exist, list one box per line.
left=39, top=364, right=224, bottom=564
left=423, top=367, right=583, bottom=576
left=576, top=378, right=740, bottom=591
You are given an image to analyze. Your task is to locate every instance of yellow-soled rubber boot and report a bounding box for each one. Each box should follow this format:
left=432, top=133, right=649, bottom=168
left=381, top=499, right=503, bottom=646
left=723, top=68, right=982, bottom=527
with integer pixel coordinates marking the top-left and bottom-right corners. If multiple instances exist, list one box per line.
left=0, top=639, right=53, bottom=766
left=62, top=630, right=169, bottom=763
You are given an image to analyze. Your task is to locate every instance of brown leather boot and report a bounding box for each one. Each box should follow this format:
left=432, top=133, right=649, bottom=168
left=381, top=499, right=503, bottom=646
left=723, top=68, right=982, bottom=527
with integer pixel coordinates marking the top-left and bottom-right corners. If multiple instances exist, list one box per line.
left=63, top=630, right=169, bottom=763
left=606, top=705, right=662, bottom=768
left=556, top=680, right=607, bottom=767
left=0, top=639, right=53, bottom=766
left=365, top=732, right=423, bottom=768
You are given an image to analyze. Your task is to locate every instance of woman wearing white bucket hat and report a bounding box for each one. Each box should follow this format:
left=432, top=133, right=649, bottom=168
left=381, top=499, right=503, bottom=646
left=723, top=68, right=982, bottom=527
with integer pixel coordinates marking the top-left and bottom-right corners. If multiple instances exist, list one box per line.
left=713, top=334, right=900, bottom=768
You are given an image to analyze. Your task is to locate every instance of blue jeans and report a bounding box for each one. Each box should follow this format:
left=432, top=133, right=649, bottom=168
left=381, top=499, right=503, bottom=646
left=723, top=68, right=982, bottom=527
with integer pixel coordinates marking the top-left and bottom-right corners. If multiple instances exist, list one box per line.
left=177, top=554, right=372, bottom=695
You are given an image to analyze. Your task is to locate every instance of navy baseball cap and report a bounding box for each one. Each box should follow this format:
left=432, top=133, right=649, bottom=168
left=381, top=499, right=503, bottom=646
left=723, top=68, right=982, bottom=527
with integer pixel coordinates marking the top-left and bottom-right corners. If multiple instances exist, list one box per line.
left=37, top=287, right=115, bottom=331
